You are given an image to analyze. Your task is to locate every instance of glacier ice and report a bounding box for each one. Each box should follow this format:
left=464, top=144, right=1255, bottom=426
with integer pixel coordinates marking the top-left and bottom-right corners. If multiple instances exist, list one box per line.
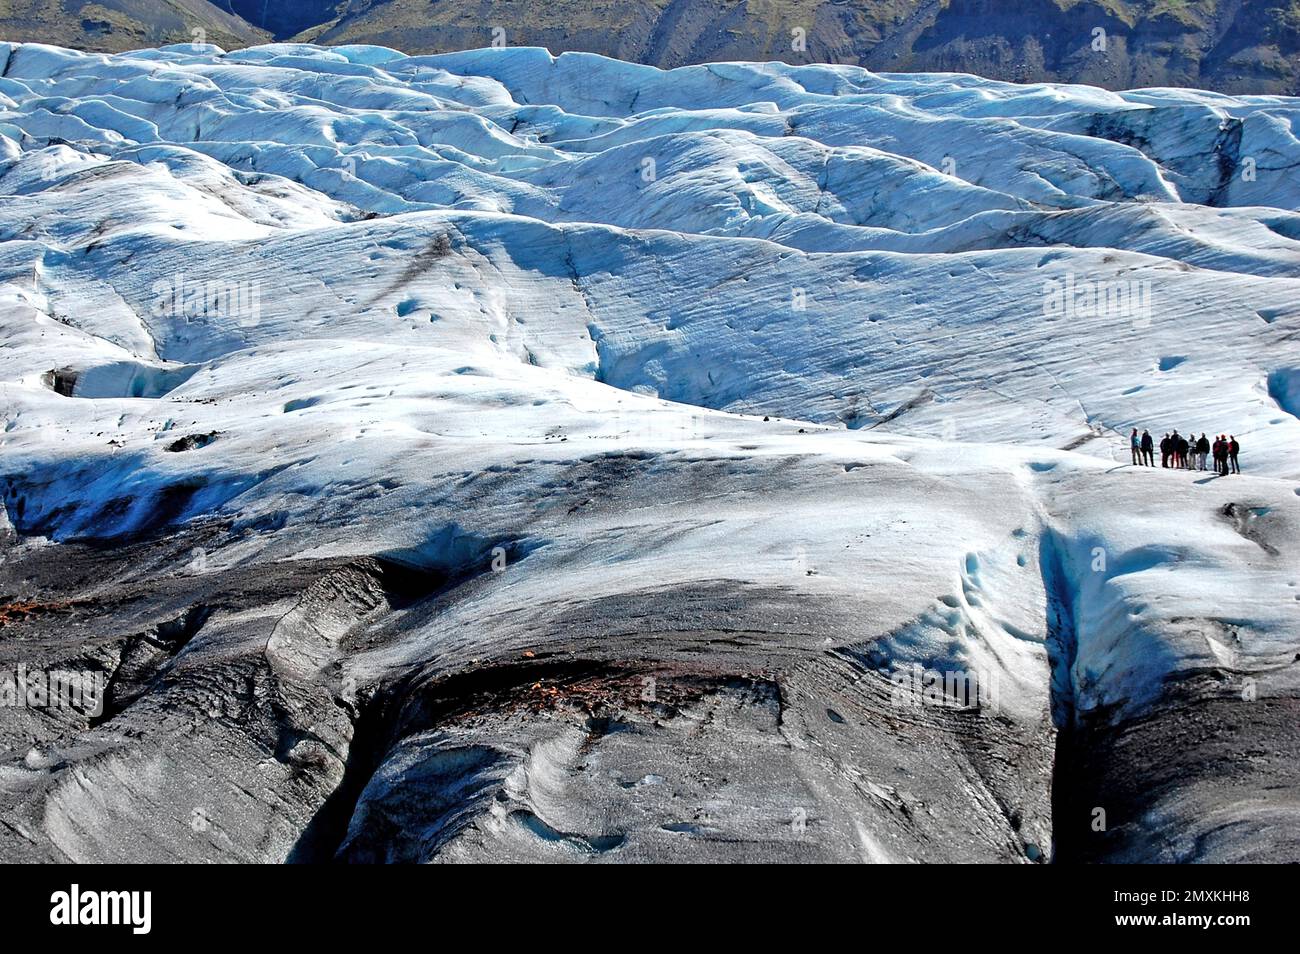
left=0, top=42, right=1298, bottom=863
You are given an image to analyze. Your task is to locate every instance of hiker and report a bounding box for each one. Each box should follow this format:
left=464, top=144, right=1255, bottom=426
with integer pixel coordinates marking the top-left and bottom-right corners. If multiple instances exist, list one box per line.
left=1160, top=433, right=1171, bottom=468
left=1196, top=433, right=1209, bottom=471
left=1130, top=428, right=1141, bottom=465
left=1175, top=431, right=1189, bottom=469
left=1213, top=435, right=1227, bottom=475
left=1141, top=430, right=1154, bottom=466
left=1229, top=435, right=1240, bottom=474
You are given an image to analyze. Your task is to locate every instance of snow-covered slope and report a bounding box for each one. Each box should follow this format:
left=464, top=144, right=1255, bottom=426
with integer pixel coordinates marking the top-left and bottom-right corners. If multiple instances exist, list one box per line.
left=0, top=42, right=1298, bottom=864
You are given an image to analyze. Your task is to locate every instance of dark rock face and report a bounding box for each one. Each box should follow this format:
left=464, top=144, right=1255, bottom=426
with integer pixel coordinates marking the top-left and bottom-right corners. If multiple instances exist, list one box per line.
left=223, top=0, right=342, bottom=40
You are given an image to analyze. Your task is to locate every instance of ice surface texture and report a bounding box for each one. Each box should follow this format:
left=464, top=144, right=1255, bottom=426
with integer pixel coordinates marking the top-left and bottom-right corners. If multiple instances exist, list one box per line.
left=0, top=42, right=1297, bottom=863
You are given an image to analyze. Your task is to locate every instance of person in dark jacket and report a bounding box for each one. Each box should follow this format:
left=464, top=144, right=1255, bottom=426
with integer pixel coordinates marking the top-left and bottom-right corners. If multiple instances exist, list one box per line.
left=1229, top=435, right=1240, bottom=474
left=1141, top=430, right=1154, bottom=466
left=1175, top=431, right=1189, bottom=469
left=1160, top=433, right=1171, bottom=468
left=1196, top=433, right=1210, bottom=471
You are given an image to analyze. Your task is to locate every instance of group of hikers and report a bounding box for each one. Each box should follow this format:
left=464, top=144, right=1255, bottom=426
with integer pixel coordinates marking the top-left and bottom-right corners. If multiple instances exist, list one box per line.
left=1129, top=429, right=1241, bottom=475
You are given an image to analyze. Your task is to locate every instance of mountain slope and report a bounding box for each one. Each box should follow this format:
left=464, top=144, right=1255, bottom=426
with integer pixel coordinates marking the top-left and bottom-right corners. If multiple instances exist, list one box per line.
left=0, top=0, right=269, bottom=51
left=0, top=42, right=1297, bottom=862
left=291, top=0, right=1300, bottom=94
left=3, top=1, right=1300, bottom=94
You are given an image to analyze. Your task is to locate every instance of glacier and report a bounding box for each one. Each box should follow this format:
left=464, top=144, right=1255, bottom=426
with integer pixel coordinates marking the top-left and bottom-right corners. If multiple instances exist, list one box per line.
left=0, top=40, right=1298, bottom=863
